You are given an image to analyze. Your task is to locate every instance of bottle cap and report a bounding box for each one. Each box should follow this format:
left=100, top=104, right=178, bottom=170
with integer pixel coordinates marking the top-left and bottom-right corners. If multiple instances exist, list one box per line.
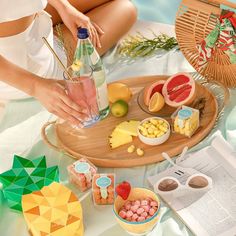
left=77, top=28, right=89, bottom=39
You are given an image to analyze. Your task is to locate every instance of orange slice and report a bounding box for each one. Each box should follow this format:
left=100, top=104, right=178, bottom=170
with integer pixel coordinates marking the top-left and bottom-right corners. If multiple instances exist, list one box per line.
left=148, top=92, right=165, bottom=112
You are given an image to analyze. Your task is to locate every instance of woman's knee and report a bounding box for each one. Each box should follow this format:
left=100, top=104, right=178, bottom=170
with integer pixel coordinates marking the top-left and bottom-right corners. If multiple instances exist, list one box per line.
left=119, top=0, right=138, bottom=25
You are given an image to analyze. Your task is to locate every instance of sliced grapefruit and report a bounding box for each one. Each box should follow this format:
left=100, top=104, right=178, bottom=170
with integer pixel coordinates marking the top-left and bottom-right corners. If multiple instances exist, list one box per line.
left=143, top=80, right=165, bottom=106
left=162, top=73, right=196, bottom=107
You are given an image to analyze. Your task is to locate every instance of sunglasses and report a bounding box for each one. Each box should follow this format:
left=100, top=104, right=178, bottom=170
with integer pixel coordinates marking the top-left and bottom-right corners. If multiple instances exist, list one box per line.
left=154, top=149, right=213, bottom=196
left=155, top=173, right=212, bottom=194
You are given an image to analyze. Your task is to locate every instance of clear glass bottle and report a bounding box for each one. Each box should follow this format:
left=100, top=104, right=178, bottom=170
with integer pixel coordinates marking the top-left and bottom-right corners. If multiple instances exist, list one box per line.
left=73, top=28, right=109, bottom=119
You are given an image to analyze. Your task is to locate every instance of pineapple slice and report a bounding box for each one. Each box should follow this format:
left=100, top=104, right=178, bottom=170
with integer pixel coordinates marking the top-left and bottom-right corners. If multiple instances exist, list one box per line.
left=71, top=59, right=83, bottom=72
left=109, top=129, right=133, bottom=149
left=116, top=120, right=140, bottom=137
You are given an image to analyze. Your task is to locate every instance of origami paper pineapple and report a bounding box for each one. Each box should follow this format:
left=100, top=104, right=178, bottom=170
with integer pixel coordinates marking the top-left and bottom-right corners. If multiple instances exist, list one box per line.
left=22, top=182, right=84, bottom=236
left=0, top=155, right=59, bottom=211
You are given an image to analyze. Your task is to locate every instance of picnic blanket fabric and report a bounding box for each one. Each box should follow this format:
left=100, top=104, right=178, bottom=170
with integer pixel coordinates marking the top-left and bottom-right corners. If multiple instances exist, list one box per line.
left=197, top=11, right=236, bottom=68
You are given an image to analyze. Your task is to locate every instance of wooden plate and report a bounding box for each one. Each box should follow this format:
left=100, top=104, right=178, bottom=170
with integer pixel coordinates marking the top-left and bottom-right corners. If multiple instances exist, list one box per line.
left=42, top=75, right=218, bottom=168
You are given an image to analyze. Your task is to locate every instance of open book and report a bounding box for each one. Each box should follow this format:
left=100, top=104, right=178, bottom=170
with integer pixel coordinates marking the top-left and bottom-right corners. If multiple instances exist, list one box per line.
left=148, top=134, right=236, bottom=236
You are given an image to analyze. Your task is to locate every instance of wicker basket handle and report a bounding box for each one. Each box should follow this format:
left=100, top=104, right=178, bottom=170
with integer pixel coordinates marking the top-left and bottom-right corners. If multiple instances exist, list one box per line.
left=41, top=121, right=80, bottom=159
left=41, top=120, right=63, bottom=152
left=205, top=0, right=236, bottom=9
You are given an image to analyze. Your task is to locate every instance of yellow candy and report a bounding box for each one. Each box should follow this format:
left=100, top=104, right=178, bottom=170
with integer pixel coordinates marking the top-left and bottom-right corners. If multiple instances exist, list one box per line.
left=175, top=127, right=180, bottom=132
left=141, top=130, right=148, bottom=136
left=163, top=123, right=168, bottom=129
left=185, top=121, right=190, bottom=129
left=154, top=130, right=159, bottom=136
left=150, top=119, right=158, bottom=125
left=127, top=145, right=135, bottom=153
left=140, top=119, right=169, bottom=138
left=150, top=124, right=156, bottom=130
left=185, top=131, right=191, bottom=137
left=138, top=126, right=146, bottom=132
left=159, top=126, right=167, bottom=133
left=180, top=129, right=185, bottom=135
left=136, top=148, right=144, bottom=156
left=147, top=127, right=154, bottom=134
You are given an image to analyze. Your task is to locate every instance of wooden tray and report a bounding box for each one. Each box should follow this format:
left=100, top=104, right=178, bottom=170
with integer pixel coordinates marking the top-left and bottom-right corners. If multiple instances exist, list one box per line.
left=42, top=75, right=225, bottom=168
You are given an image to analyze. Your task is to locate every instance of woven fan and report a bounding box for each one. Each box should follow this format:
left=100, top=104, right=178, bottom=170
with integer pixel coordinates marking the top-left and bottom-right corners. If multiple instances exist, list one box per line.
left=176, top=0, right=236, bottom=87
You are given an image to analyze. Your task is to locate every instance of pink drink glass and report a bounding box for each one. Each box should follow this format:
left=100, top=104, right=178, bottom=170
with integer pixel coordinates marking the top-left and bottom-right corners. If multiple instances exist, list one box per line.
left=64, top=67, right=100, bottom=127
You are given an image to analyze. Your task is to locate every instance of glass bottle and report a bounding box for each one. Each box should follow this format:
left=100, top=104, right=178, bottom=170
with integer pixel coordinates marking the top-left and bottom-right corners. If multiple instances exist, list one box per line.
left=73, top=27, right=109, bottom=119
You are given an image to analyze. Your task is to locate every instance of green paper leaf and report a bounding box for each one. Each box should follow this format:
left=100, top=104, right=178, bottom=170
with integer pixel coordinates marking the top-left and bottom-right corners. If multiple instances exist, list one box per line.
left=13, top=155, right=34, bottom=168
left=32, top=156, right=47, bottom=169
left=35, top=180, right=46, bottom=189
left=0, top=155, right=60, bottom=212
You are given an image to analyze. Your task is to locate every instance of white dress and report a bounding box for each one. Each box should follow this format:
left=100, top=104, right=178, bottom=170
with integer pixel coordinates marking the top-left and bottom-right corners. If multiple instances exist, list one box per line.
left=0, top=0, right=62, bottom=100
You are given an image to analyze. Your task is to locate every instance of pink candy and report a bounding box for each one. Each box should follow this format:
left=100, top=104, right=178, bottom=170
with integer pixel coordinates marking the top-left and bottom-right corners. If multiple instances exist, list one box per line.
left=141, top=212, right=148, bottom=218
left=141, top=200, right=148, bottom=206
left=149, top=207, right=156, bottom=216
left=134, top=200, right=141, bottom=206
left=126, top=210, right=133, bottom=218
left=136, top=207, right=145, bottom=215
left=132, top=213, right=138, bottom=221
left=118, top=198, right=158, bottom=223
left=125, top=204, right=131, bottom=210
left=137, top=216, right=145, bottom=222
left=142, top=205, right=150, bottom=212
left=119, top=210, right=127, bottom=218
left=150, top=201, right=158, bottom=207
left=131, top=205, right=139, bottom=212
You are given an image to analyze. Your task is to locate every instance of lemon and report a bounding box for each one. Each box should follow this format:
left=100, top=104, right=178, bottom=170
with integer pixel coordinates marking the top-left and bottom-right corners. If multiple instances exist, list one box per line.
left=111, top=100, right=129, bottom=117
left=148, top=92, right=165, bottom=112
left=108, top=83, right=132, bottom=103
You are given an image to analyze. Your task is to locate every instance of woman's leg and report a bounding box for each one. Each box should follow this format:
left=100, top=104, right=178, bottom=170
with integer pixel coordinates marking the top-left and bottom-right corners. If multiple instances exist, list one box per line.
left=46, top=0, right=112, bottom=25
left=46, top=0, right=137, bottom=59
left=86, top=0, right=137, bottom=55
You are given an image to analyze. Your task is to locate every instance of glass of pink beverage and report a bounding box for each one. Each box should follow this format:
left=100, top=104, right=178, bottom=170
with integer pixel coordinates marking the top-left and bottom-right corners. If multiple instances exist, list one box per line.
left=64, top=66, right=100, bottom=127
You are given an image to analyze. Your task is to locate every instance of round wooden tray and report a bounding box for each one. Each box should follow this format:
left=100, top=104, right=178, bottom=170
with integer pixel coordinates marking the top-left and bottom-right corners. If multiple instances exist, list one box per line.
left=42, top=75, right=226, bottom=168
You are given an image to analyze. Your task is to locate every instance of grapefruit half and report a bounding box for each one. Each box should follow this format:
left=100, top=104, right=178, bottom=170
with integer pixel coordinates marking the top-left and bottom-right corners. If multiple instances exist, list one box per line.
left=162, top=73, right=196, bottom=107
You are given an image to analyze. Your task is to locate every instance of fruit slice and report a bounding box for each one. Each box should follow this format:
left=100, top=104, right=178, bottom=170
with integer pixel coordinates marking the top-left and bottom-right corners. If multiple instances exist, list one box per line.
left=162, top=73, right=196, bottom=107
left=148, top=92, right=165, bottom=112
left=115, top=181, right=131, bottom=200
left=71, top=59, right=82, bottom=71
left=143, top=80, right=165, bottom=106
left=108, top=83, right=132, bottom=103
left=109, top=130, right=132, bottom=149
left=116, top=120, right=140, bottom=137
left=111, top=100, right=129, bottom=117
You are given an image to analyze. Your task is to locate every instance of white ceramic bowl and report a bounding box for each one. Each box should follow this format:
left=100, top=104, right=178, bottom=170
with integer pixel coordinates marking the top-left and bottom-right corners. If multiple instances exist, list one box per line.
left=137, top=117, right=170, bottom=146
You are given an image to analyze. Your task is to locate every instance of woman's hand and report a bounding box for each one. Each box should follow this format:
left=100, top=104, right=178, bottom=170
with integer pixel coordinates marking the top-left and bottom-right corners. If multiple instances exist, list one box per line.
left=33, top=78, right=87, bottom=126
left=50, top=0, right=104, bottom=48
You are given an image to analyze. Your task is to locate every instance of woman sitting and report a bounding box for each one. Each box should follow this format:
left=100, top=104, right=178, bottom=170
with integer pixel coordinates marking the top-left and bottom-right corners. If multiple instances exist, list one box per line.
left=0, top=0, right=137, bottom=125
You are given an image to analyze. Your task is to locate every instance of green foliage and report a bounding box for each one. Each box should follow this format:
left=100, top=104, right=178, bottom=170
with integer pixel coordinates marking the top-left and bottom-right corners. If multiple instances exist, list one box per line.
left=119, top=32, right=178, bottom=58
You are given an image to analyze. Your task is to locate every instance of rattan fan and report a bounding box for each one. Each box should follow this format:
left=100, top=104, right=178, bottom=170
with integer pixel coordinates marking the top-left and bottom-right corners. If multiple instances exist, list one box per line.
left=176, top=0, right=236, bottom=87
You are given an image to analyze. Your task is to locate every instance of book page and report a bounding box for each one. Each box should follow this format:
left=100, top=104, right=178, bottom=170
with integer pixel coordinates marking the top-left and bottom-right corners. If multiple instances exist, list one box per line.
left=148, top=135, right=236, bottom=236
